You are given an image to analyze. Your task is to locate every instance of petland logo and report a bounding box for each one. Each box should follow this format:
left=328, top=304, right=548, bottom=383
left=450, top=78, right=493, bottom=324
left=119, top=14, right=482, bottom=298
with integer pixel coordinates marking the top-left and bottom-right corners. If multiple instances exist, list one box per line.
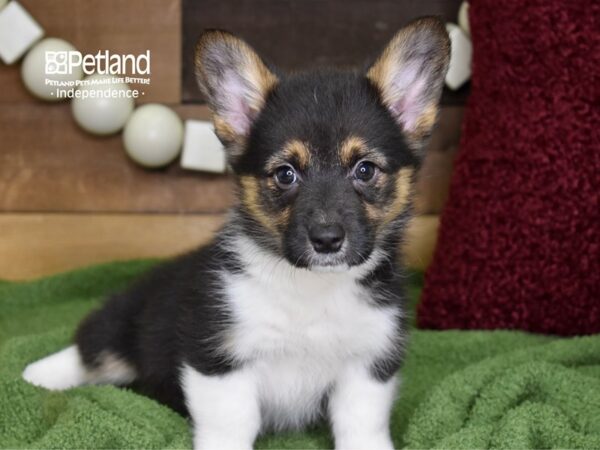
left=45, top=50, right=151, bottom=76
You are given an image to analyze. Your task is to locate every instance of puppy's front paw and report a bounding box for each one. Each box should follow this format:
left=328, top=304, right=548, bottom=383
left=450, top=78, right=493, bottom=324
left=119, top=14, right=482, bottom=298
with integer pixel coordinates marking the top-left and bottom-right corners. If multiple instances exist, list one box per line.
left=335, top=433, right=394, bottom=450
left=193, top=435, right=253, bottom=450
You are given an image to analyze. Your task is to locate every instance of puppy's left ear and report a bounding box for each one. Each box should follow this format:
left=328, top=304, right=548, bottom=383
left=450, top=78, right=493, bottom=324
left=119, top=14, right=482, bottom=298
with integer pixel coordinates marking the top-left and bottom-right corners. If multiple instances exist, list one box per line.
left=367, top=17, right=450, bottom=152
left=195, top=30, right=278, bottom=160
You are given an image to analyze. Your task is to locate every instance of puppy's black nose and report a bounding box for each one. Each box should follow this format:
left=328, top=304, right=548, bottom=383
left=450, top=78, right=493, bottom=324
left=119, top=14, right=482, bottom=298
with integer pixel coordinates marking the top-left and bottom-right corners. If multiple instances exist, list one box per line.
left=309, top=223, right=345, bottom=253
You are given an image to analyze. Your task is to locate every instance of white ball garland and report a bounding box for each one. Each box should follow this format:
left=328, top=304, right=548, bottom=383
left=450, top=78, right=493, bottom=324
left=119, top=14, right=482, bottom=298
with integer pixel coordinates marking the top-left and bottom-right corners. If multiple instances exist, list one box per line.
left=21, top=38, right=83, bottom=101
left=123, top=104, right=183, bottom=168
left=71, top=74, right=134, bottom=135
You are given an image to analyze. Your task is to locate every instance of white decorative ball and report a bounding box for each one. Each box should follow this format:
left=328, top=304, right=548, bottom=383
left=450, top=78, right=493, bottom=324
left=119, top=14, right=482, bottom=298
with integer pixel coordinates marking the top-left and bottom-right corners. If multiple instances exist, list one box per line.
left=458, top=1, right=470, bottom=36
left=71, top=74, right=135, bottom=135
left=123, top=104, right=183, bottom=168
left=21, top=38, right=83, bottom=101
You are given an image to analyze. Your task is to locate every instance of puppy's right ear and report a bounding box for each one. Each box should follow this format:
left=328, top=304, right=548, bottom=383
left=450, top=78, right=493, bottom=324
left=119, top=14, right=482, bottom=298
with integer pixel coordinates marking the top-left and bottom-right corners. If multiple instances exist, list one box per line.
left=195, top=30, right=278, bottom=159
left=367, top=17, right=450, bottom=154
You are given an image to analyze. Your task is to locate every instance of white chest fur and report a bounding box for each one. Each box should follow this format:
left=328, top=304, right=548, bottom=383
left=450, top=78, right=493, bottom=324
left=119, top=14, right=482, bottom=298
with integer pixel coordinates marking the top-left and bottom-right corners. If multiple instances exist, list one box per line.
left=219, top=237, right=400, bottom=430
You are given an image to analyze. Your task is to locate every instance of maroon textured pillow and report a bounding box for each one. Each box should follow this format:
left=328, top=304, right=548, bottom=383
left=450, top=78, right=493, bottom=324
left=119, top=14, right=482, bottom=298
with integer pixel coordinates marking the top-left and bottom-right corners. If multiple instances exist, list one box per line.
left=418, top=0, right=599, bottom=335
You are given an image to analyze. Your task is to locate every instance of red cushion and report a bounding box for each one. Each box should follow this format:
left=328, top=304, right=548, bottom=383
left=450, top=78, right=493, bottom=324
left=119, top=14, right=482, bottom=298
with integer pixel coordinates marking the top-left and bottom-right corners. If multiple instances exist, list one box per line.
left=417, top=0, right=599, bottom=335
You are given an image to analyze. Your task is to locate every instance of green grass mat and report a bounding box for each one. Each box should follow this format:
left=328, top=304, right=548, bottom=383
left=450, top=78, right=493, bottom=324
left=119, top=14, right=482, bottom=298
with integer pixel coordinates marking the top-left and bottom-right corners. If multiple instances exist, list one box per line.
left=1, top=261, right=599, bottom=449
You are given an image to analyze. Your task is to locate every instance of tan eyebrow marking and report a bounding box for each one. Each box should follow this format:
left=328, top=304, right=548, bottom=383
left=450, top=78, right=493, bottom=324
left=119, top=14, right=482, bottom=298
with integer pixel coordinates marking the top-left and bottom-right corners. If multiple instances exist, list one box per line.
left=266, top=139, right=312, bottom=172
left=339, top=136, right=367, bottom=166
left=339, top=136, right=388, bottom=168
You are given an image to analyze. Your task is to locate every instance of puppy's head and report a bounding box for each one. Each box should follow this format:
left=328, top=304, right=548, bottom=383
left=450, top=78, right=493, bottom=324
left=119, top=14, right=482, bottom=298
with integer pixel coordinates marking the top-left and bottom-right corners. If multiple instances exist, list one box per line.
left=195, top=18, right=449, bottom=270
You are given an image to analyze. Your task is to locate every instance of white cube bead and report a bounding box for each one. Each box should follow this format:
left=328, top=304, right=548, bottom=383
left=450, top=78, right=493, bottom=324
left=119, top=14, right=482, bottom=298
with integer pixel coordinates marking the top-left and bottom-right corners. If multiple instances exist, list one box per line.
left=445, top=23, right=472, bottom=90
left=0, top=1, right=44, bottom=64
left=181, top=120, right=227, bottom=173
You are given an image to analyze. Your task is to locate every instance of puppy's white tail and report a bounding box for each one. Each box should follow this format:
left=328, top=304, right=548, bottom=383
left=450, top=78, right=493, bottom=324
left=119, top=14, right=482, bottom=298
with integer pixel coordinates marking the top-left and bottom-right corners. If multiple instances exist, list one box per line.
left=23, top=345, right=136, bottom=390
left=22, top=345, right=87, bottom=390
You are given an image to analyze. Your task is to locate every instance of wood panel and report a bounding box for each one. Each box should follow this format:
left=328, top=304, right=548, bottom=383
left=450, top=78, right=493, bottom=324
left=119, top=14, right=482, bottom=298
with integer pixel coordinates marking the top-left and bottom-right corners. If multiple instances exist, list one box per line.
left=181, top=0, right=469, bottom=104
left=0, top=0, right=181, bottom=104
left=0, top=212, right=438, bottom=280
left=0, top=103, right=235, bottom=213
left=0, top=212, right=225, bottom=280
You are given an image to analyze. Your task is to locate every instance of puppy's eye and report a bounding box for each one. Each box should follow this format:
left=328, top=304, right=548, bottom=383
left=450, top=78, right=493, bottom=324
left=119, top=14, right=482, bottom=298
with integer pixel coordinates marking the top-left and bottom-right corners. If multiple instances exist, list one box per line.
left=353, top=161, right=378, bottom=182
left=274, top=165, right=298, bottom=189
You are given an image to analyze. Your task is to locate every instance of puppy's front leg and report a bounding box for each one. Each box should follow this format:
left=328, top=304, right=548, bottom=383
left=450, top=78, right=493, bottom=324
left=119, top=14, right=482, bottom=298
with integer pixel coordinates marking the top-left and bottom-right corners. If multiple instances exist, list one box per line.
left=182, top=365, right=261, bottom=450
left=329, top=364, right=397, bottom=450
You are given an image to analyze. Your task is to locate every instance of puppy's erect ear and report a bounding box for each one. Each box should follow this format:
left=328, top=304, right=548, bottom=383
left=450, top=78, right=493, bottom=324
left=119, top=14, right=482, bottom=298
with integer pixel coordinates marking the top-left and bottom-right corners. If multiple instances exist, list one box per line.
left=195, top=30, right=278, bottom=157
left=367, top=17, right=450, bottom=151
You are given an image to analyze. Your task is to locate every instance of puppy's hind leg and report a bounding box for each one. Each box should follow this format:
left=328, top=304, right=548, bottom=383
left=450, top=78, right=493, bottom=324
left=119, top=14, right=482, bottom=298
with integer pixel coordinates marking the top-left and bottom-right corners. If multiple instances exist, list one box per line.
left=23, top=291, right=140, bottom=390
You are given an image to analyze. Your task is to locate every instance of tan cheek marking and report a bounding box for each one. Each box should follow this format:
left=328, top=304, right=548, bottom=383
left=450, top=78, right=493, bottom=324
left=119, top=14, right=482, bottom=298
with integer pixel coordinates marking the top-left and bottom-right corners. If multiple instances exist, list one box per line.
left=339, top=136, right=368, bottom=166
left=275, top=207, right=291, bottom=228
left=266, top=177, right=277, bottom=191
left=382, top=167, right=414, bottom=225
left=365, top=203, right=383, bottom=222
left=373, top=170, right=389, bottom=190
left=240, top=176, right=278, bottom=233
left=362, top=172, right=391, bottom=223
left=265, top=177, right=291, bottom=228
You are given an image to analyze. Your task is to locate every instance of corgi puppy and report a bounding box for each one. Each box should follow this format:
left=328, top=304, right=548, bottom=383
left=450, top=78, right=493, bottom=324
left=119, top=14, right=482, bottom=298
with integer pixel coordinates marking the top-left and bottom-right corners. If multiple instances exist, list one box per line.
left=23, top=17, right=449, bottom=450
